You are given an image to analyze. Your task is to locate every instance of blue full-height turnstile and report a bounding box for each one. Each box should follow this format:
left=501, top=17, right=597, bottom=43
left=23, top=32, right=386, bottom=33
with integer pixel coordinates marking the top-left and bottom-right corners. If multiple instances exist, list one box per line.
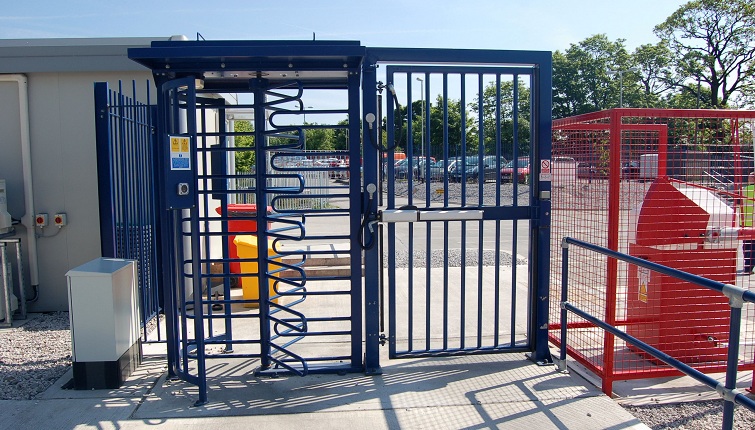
left=127, top=41, right=552, bottom=405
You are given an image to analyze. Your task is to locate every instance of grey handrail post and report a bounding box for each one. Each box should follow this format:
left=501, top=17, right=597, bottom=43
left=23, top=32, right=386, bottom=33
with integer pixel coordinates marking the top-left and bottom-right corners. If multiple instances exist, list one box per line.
left=721, top=286, right=745, bottom=430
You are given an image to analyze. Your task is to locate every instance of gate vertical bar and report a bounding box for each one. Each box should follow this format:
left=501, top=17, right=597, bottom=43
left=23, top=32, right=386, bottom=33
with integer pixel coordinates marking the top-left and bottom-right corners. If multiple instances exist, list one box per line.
left=442, top=74, right=450, bottom=352
left=185, top=82, right=208, bottom=406
left=386, top=67, right=398, bottom=359
left=532, top=56, right=553, bottom=363
left=347, top=70, right=365, bottom=370
left=460, top=75, right=467, bottom=350
left=476, top=74, right=484, bottom=349
left=405, top=74, right=414, bottom=353
left=362, top=57, right=381, bottom=373
left=509, top=74, right=518, bottom=346
left=423, top=74, right=432, bottom=352
left=252, top=77, right=272, bottom=371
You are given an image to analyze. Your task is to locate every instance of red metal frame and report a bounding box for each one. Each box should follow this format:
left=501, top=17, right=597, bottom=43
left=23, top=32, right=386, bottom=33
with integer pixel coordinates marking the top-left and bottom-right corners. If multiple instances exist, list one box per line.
left=550, top=108, right=755, bottom=395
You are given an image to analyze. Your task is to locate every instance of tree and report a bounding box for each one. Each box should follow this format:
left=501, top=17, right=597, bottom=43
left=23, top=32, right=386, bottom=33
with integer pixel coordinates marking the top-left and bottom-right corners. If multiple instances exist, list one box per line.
left=552, top=51, right=584, bottom=118
left=654, top=0, right=755, bottom=108
left=331, top=119, right=350, bottom=151
left=303, top=126, right=335, bottom=151
left=469, top=79, right=531, bottom=160
left=233, top=120, right=255, bottom=172
left=552, top=34, right=636, bottom=117
left=632, top=42, right=674, bottom=107
left=396, top=96, right=477, bottom=160
left=431, top=96, right=478, bottom=160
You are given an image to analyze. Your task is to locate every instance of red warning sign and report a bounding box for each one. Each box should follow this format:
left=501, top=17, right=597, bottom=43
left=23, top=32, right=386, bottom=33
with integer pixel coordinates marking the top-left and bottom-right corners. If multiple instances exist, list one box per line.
left=539, top=159, right=552, bottom=181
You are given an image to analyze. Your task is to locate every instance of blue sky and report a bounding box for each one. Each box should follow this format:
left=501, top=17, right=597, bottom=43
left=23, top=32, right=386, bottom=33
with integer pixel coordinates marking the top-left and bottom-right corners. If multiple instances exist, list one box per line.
left=1, top=1, right=686, bottom=52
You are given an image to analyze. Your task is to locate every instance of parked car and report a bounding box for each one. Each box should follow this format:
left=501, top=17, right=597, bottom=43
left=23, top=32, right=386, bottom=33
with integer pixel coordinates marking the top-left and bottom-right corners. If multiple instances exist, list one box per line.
left=621, top=161, right=640, bottom=179
left=394, top=157, right=432, bottom=180
left=382, top=158, right=404, bottom=176
left=419, top=158, right=458, bottom=181
left=450, top=155, right=507, bottom=183
left=501, top=157, right=530, bottom=183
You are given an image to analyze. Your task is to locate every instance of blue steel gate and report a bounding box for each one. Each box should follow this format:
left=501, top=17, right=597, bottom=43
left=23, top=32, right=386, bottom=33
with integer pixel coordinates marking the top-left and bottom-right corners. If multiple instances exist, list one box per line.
left=126, top=41, right=552, bottom=405
left=375, top=61, right=551, bottom=359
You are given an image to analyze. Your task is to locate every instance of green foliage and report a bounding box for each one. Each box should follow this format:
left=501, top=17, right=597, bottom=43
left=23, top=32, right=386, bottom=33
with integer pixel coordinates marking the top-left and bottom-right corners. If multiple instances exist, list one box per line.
left=396, top=96, right=476, bottom=159
left=469, top=80, right=531, bottom=159
left=233, top=120, right=255, bottom=172
left=632, top=42, right=674, bottom=107
left=654, top=0, right=755, bottom=108
left=552, top=34, right=640, bottom=117
left=303, top=126, right=335, bottom=151
left=553, top=1, right=755, bottom=114
left=332, top=119, right=350, bottom=151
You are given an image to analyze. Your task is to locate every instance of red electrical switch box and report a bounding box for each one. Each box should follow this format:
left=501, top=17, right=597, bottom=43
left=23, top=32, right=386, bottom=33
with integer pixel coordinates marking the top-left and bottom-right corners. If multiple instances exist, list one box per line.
left=54, top=213, right=67, bottom=227
left=35, top=213, right=48, bottom=227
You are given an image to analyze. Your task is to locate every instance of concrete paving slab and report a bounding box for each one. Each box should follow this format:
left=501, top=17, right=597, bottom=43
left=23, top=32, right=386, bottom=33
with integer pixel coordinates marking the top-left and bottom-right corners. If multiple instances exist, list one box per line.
left=561, top=352, right=755, bottom=406
left=124, top=352, right=647, bottom=429
left=0, top=398, right=142, bottom=430
left=2, top=293, right=654, bottom=430
left=612, top=371, right=754, bottom=406
left=4, top=345, right=652, bottom=430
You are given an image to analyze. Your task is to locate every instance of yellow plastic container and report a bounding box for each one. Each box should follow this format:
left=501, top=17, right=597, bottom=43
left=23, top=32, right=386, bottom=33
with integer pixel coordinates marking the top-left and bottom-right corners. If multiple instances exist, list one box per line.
left=232, top=235, right=280, bottom=307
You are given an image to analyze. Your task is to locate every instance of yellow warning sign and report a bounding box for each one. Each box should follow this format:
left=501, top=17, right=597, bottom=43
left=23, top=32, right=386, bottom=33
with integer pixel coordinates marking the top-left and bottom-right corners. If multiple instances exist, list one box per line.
left=169, top=135, right=191, bottom=171
left=638, top=282, right=648, bottom=303
left=638, top=266, right=649, bottom=303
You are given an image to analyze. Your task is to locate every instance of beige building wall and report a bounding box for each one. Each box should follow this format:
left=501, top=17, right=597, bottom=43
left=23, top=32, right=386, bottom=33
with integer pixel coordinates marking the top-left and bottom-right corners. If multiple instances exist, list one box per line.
left=0, top=38, right=162, bottom=311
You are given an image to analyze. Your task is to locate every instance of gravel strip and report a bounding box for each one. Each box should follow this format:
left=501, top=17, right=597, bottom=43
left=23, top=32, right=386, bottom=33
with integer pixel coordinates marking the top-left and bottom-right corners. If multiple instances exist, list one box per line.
left=0, top=312, right=71, bottom=400
left=623, top=400, right=755, bottom=429
left=385, top=248, right=527, bottom=268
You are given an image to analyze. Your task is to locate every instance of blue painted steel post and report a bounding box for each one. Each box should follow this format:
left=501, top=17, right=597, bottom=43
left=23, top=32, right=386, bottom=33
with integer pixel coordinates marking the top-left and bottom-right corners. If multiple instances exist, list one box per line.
left=94, top=82, right=117, bottom=258
left=532, top=54, right=553, bottom=364
left=362, top=55, right=381, bottom=374
left=153, top=74, right=179, bottom=380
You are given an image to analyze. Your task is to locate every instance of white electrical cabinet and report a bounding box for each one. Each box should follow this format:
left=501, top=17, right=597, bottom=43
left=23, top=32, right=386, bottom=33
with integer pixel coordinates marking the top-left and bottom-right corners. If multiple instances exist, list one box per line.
left=66, top=258, right=141, bottom=389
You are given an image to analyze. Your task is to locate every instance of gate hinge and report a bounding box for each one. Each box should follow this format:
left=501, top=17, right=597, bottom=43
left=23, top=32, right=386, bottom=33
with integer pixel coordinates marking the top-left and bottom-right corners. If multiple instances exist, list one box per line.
left=379, top=333, right=387, bottom=346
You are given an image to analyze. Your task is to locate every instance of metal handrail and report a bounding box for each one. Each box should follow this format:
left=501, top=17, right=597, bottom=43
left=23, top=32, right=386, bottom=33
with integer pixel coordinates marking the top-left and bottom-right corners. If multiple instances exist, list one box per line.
left=558, top=236, right=755, bottom=430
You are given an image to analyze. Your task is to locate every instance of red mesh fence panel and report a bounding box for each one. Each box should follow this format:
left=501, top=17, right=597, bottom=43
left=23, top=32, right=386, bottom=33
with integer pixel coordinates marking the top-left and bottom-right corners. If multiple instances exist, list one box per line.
left=549, top=108, right=755, bottom=394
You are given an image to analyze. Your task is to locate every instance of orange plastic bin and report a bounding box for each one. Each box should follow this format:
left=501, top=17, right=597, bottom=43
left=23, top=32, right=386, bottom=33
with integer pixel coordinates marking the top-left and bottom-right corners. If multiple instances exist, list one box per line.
left=216, top=204, right=272, bottom=274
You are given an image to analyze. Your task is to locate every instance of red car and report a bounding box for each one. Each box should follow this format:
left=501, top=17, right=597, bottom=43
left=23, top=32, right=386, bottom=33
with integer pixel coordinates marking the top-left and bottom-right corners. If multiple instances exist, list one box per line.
left=501, top=157, right=530, bottom=183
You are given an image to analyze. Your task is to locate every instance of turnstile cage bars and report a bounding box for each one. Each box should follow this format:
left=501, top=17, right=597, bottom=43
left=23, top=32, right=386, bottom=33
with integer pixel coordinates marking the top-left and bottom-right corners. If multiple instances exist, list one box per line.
left=548, top=108, right=755, bottom=394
